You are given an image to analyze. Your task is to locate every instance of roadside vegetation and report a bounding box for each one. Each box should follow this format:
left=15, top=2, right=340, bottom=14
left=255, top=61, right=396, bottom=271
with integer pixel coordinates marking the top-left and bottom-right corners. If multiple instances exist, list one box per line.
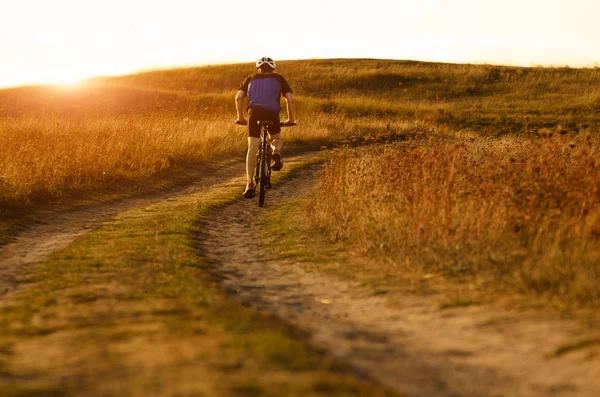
left=290, top=129, right=600, bottom=315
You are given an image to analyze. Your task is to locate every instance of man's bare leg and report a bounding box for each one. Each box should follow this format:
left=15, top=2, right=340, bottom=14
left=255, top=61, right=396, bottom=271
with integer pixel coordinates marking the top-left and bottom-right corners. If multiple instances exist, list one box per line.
left=246, top=137, right=260, bottom=188
left=270, top=133, right=283, bottom=152
left=270, top=133, right=283, bottom=171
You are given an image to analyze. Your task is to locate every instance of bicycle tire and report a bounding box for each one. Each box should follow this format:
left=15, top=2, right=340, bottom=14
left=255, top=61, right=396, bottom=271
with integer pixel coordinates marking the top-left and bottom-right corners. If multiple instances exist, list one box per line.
left=254, top=149, right=261, bottom=189
left=265, top=148, right=272, bottom=189
left=258, top=133, right=268, bottom=207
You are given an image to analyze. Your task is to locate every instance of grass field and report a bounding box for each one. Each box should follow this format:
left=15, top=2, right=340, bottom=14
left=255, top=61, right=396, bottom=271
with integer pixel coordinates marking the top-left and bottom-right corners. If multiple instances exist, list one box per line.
left=3, top=59, right=600, bottom=209
left=2, top=58, right=600, bottom=393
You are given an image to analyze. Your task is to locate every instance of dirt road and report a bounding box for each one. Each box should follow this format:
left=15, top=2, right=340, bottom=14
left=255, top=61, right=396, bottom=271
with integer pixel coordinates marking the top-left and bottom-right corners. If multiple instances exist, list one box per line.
left=1, top=154, right=599, bottom=396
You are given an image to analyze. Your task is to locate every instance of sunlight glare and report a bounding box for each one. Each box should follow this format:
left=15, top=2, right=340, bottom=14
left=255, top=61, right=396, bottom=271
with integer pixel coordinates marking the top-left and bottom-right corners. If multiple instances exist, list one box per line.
left=40, top=69, right=88, bottom=87
left=2, top=0, right=600, bottom=89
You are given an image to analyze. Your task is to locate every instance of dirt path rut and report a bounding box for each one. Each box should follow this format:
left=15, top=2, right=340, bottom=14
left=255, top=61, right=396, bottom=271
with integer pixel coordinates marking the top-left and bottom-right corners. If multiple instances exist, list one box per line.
left=0, top=158, right=245, bottom=296
left=200, top=164, right=600, bottom=397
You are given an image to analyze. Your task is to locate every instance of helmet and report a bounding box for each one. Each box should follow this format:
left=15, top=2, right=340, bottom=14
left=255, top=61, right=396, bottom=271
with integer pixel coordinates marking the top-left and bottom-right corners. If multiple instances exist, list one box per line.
left=256, top=57, right=276, bottom=70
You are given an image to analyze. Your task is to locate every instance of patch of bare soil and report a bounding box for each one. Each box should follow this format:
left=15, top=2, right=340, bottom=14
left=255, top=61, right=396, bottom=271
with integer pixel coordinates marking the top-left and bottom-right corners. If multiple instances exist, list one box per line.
left=200, top=164, right=600, bottom=397
left=0, top=158, right=245, bottom=296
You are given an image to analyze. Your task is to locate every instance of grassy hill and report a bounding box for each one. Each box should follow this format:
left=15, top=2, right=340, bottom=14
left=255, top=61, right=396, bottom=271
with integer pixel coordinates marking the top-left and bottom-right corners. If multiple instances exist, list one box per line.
left=1, top=58, right=599, bottom=209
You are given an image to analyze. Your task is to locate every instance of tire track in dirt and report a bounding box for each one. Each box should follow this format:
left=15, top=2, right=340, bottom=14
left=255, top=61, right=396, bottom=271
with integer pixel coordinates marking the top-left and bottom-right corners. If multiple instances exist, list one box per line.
left=0, top=158, right=247, bottom=296
left=200, top=163, right=600, bottom=397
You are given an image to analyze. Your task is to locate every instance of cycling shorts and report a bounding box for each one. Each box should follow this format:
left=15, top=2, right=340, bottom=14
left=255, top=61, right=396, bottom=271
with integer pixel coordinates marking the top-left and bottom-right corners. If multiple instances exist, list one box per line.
left=248, top=107, right=281, bottom=138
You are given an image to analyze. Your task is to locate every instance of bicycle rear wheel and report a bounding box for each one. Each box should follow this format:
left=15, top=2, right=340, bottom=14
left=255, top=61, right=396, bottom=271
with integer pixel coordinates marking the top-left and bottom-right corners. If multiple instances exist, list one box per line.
left=258, top=134, right=269, bottom=207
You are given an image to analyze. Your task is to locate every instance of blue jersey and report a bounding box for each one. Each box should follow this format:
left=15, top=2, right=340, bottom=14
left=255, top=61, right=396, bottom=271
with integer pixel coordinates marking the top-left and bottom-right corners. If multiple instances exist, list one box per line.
left=238, top=73, right=292, bottom=113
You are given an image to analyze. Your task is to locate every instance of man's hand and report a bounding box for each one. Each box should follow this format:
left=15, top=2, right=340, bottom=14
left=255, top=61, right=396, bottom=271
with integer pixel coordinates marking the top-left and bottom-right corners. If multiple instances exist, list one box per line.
left=235, top=119, right=248, bottom=126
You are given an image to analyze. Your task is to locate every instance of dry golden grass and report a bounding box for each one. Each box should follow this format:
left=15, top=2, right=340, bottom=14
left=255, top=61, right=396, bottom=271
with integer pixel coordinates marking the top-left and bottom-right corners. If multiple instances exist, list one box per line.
left=1, top=58, right=600, bottom=212
left=309, top=128, right=600, bottom=311
left=0, top=83, right=328, bottom=207
left=0, top=114, right=233, bottom=203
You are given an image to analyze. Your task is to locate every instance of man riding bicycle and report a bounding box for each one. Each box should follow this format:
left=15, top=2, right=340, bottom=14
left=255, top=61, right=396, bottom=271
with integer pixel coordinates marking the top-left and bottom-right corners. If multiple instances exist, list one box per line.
left=235, top=57, right=296, bottom=198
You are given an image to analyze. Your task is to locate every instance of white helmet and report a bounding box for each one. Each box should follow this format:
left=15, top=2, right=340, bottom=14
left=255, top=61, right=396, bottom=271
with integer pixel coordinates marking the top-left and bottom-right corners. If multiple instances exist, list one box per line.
left=256, top=57, right=276, bottom=70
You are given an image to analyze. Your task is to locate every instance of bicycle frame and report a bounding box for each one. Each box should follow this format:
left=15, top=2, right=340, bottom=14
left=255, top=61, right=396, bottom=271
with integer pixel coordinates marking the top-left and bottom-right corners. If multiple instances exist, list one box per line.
left=255, top=121, right=273, bottom=207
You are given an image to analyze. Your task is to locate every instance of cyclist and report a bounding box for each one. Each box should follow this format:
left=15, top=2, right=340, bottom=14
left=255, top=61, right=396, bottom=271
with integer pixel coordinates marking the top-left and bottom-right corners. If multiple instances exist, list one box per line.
left=235, top=57, right=296, bottom=198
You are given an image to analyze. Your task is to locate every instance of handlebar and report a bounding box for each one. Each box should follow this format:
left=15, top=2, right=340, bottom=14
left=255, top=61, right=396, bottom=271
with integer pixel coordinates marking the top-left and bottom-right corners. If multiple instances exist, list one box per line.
left=235, top=120, right=296, bottom=127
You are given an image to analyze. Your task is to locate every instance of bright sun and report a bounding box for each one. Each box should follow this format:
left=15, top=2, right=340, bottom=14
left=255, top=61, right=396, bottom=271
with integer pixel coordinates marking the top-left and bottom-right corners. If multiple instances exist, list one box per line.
left=0, top=69, right=93, bottom=89
left=49, top=72, right=86, bottom=86
left=32, top=69, right=90, bottom=87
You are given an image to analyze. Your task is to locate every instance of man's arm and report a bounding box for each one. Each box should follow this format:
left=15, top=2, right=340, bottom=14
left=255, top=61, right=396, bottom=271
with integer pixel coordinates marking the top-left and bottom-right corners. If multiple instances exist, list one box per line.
left=236, top=90, right=247, bottom=122
left=284, top=92, right=295, bottom=123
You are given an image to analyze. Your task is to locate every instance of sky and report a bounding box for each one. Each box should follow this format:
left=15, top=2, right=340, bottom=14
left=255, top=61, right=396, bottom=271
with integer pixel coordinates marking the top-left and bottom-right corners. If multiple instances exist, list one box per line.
left=1, top=0, right=599, bottom=88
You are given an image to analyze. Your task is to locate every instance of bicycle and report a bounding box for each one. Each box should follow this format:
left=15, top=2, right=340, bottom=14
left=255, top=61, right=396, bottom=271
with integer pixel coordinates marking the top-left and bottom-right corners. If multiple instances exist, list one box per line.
left=236, top=120, right=296, bottom=207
